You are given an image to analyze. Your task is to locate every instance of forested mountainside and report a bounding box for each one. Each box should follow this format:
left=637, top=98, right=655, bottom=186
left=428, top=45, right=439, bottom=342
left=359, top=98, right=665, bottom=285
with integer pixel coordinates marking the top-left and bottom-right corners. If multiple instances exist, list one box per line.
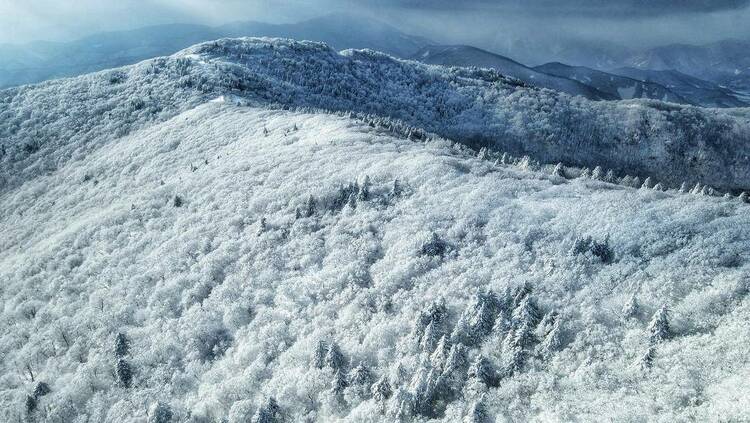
left=1, top=97, right=749, bottom=421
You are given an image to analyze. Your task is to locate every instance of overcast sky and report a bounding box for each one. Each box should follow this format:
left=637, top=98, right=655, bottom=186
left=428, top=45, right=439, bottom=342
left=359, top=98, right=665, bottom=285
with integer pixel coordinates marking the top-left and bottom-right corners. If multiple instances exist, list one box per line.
left=2, top=0, right=750, bottom=48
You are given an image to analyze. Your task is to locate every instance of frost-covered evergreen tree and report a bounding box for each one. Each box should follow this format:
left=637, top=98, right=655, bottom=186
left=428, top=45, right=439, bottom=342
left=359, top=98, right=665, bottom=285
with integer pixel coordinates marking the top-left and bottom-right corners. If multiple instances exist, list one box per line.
left=622, top=295, right=639, bottom=320
left=116, top=358, right=133, bottom=388
left=540, top=319, right=562, bottom=358
left=641, top=177, right=653, bottom=189
left=410, top=366, right=438, bottom=416
left=304, top=195, right=316, bottom=218
left=371, top=375, right=392, bottom=406
left=357, top=175, right=370, bottom=201
left=331, top=369, right=348, bottom=395
left=312, top=340, right=327, bottom=369
left=640, top=345, right=656, bottom=370
left=678, top=182, right=689, bottom=193
left=349, top=362, right=372, bottom=387
left=387, top=387, right=414, bottom=421
left=740, top=192, right=749, bottom=203
left=579, top=168, right=591, bottom=179
left=324, top=342, right=346, bottom=371
left=464, top=398, right=489, bottom=423
left=148, top=402, right=173, bottom=423
left=252, top=397, right=281, bottom=423
left=391, top=178, right=402, bottom=198
left=430, top=335, right=450, bottom=370
left=115, top=332, right=129, bottom=358
left=590, top=237, right=614, bottom=263
left=591, top=166, right=604, bottom=180
left=32, top=382, right=51, bottom=399
left=552, top=163, right=565, bottom=178
left=421, top=321, right=441, bottom=352
left=512, top=295, right=540, bottom=327
left=648, top=305, right=671, bottom=344
left=467, top=355, right=496, bottom=388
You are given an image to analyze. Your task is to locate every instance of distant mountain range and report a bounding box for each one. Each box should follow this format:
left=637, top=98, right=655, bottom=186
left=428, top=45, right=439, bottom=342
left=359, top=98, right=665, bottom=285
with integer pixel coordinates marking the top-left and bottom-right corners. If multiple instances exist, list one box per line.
left=1, top=14, right=748, bottom=108
left=411, top=45, right=616, bottom=101
left=0, top=13, right=430, bottom=89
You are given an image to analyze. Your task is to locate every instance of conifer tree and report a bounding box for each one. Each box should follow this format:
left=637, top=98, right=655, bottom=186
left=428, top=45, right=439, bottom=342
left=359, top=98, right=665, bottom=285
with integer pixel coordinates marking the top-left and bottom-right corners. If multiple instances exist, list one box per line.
left=325, top=342, right=346, bottom=371
left=739, top=192, right=749, bottom=203
left=640, top=345, right=656, bottom=370
left=387, top=388, right=414, bottom=420
left=579, top=168, right=591, bottom=179
left=512, top=295, right=540, bottom=327
left=391, top=179, right=401, bottom=197
left=331, top=369, right=348, bottom=395
left=622, top=295, right=639, bottom=320
left=540, top=319, right=562, bottom=358
left=678, top=182, right=689, bottom=193
left=371, top=375, right=392, bottom=409
left=467, top=355, right=496, bottom=388
left=463, top=399, right=489, bottom=423
left=115, top=332, right=129, bottom=358
left=604, top=169, right=616, bottom=183
left=312, top=340, right=327, bottom=369
left=420, top=320, right=441, bottom=352
left=591, top=166, right=604, bottom=180
left=116, top=358, right=133, bottom=388
left=552, top=163, right=565, bottom=178
left=357, top=176, right=370, bottom=201
left=648, top=305, right=671, bottom=344
left=349, top=362, right=372, bottom=387
left=252, top=397, right=280, bottom=423
left=430, top=335, right=450, bottom=370
left=305, top=195, right=316, bottom=217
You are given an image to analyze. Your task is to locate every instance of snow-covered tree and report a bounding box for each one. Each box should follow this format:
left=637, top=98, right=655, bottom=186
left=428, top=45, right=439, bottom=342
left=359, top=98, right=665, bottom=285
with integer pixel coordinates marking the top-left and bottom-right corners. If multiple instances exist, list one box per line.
left=357, top=175, right=370, bottom=201
left=591, top=166, right=604, bottom=180
left=430, top=335, right=450, bottom=370
left=421, top=321, right=441, bottom=352
left=648, top=305, right=671, bottom=344
left=420, top=232, right=447, bottom=257
left=371, top=375, right=392, bottom=406
left=305, top=195, right=316, bottom=217
left=552, top=163, right=565, bottom=177
left=640, top=345, right=656, bottom=370
left=115, top=332, right=129, bottom=358
left=740, top=192, right=749, bottom=203
left=539, top=319, right=562, bottom=358
left=312, top=340, right=327, bottom=369
left=641, top=177, right=653, bottom=189
left=387, top=387, right=414, bottom=421
left=463, top=398, right=489, bottom=423
left=467, top=355, right=496, bottom=388
left=148, top=402, right=173, bottom=423
left=325, top=342, right=346, bottom=371
left=512, top=295, right=540, bottom=327
left=331, top=369, right=348, bottom=395
left=252, top=397, right=281, bottom=423
left=622, top=295, right=639, bottom=320
left=116, top=358, right=133, bottom=388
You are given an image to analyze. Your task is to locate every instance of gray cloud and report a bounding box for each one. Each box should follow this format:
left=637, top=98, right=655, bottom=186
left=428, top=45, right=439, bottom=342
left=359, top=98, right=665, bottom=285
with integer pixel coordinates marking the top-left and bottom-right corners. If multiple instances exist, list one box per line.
left=363, top=0, right=750, bottom=17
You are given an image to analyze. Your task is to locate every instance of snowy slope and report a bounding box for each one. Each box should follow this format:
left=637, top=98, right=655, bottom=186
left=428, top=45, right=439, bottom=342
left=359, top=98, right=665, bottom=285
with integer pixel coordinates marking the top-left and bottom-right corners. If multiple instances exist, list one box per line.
left=610, top=67, right=748, bottom=109
left=3, top=38, right=750, bottom=195
left=2, top=97, right=750, bottom=422
left=411, top=45, right=616, bottom=101
left=534, top=62, right=689, bottom=105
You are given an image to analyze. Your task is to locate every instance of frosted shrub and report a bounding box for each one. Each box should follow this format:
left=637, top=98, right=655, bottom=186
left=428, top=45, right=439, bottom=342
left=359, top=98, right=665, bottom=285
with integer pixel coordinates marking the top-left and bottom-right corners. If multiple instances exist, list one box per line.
left=420, top=233, right=448, bottom=257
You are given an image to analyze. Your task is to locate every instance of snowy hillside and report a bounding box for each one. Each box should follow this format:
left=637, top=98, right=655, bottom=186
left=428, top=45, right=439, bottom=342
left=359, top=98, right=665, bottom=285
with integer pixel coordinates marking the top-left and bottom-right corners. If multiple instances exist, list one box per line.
left=534, top=62, right=688, bottom=105
left=3, top=38, right=750, bottom=196
left=3, top=92, right=750, bottom=421
left=411, top=45, right=616, bottom=101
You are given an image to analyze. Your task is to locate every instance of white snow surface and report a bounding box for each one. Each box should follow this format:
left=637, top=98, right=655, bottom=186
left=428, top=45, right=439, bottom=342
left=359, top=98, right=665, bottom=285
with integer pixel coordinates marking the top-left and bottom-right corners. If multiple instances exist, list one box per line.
left=2, top=98, right=750, bottom=422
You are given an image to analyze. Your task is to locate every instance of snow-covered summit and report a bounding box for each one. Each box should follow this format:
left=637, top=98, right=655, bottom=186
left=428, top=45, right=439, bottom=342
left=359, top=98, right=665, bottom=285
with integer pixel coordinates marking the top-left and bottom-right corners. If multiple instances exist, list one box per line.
left=2, top=37, right=750, bottom=195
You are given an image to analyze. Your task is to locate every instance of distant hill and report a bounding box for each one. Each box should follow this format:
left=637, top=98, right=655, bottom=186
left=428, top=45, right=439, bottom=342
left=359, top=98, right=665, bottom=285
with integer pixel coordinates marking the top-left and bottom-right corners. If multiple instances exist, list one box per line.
left=609, top=67, right=748, bottom=108
left=411, top=45, right=616, bottom=101
left=535, top=62, right=687, bottom=104
left=0, top=13, right=431, bottom=88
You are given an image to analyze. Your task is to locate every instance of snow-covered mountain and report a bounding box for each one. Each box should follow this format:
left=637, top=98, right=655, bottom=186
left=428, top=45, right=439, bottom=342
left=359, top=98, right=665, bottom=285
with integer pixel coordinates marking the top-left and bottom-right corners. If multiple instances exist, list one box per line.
left=534, top=62, right=688, bottom=104
left=2, top=38, right=750, bottom=422
left=411, top=45, right=616, bottom=101
left=0, top=14, right=430, bottom=89
left=4, top=38, right=750, bottom=194
left=609, top=67, right=748, bottom=109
